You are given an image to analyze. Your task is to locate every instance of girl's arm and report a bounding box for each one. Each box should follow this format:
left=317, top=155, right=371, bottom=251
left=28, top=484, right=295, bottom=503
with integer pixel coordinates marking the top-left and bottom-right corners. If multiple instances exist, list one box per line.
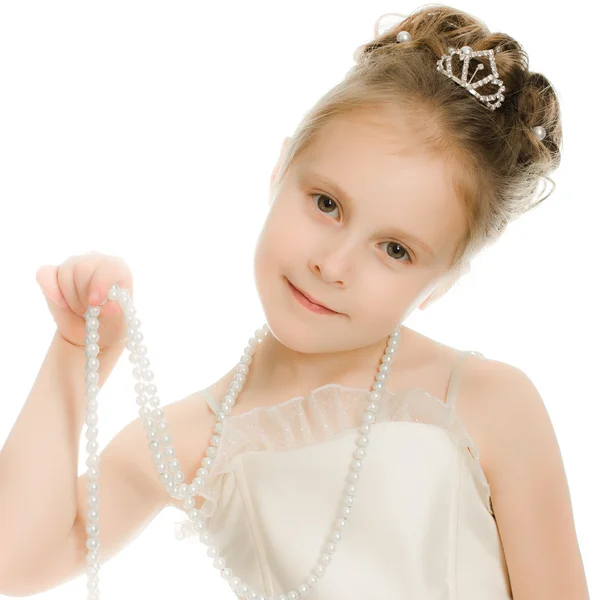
left=472, top=360, right=590, bottom=600
left=0, top=391, right=213, bottom=596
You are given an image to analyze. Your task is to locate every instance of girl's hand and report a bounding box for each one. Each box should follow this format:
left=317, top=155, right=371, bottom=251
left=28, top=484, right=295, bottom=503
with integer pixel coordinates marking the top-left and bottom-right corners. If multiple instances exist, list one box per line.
left=36, top=251, right=134, bottom=351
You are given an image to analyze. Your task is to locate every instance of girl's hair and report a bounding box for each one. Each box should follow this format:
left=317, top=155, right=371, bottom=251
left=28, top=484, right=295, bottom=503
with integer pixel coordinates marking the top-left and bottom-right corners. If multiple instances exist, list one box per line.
left=271, top=4, right=562, bottom=294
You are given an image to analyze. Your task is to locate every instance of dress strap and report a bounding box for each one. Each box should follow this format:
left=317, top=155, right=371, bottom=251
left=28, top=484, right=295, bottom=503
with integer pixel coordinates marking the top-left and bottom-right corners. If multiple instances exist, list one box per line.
left=200, top=388, right=219, bottom=415
left=445, top=350, right=484, bottom=409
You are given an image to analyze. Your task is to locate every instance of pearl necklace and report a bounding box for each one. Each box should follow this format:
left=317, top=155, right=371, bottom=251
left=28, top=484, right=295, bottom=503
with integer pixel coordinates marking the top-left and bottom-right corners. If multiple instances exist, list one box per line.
left=82, top=283, right=401, bottom=599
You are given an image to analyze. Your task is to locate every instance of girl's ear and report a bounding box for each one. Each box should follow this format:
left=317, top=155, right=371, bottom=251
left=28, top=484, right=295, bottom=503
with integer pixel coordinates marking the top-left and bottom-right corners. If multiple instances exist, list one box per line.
left=268, top=137, right=291, bottom=207
left=270, top=136, right=291, bottom=187
left=418, top=261, right=471, bottom=310
left=418, top=284, right=444, bottom=310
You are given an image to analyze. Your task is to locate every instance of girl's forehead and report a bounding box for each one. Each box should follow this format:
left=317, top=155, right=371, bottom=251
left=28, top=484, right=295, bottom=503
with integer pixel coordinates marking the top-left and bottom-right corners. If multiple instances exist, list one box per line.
left=306, top=110, right=440, bottom=161
left=298, top=118, right=458, bottom=211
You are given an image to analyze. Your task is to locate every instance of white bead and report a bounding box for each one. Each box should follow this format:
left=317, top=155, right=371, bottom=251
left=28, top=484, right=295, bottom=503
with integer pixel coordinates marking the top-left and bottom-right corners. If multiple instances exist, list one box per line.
left=353, top=448, right=366, bottom=460
left=199, top=532, right=211, bottom=545
left=347, top=471, right=360, bottom=484
left=192, top=520, right=206, bottom=534
left=298, top=584, right=310, bottom=596
left=396, top=30, right=412, bottom=43
left=312, top=564, right=326, bottom=577
left=532, top=125, right=546, bottom=140
left=187, top=507, right=201, bottom=520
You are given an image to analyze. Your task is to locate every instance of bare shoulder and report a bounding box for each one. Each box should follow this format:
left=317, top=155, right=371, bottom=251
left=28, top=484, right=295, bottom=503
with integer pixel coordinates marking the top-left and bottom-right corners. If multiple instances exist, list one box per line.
left=432, top=341, right=535, bottom=482
left=445, top=350, right=545, bottom=472
left=398, top=328, right=530, bottom=482
left=447, top=352, right=590, bottom=596
left=454, top=350, right=562, bottom=483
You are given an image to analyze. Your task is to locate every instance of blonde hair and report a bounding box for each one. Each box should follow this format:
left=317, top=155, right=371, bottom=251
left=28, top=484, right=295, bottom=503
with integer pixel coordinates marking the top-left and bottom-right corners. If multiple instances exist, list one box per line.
left=270, top=4, right=562, bottom=302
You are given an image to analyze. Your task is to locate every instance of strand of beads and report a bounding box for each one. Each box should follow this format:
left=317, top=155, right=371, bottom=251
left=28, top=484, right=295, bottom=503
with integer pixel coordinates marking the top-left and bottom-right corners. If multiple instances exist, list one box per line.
left=83, top=283, right=400, bottom=599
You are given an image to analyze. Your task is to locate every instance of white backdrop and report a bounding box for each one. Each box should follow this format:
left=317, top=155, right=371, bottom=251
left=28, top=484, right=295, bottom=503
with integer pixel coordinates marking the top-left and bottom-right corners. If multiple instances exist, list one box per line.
left=0, top=1, right=597, bottom=598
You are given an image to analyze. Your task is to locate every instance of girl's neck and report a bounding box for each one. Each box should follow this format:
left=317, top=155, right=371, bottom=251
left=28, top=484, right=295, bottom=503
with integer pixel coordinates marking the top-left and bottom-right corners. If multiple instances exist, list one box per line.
left=245, top=325, right=411, bottom=393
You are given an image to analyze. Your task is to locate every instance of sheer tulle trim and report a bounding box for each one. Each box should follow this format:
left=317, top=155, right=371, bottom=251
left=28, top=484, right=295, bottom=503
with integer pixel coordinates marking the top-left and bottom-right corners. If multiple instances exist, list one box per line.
left=174, top=382, right=492, bottom=540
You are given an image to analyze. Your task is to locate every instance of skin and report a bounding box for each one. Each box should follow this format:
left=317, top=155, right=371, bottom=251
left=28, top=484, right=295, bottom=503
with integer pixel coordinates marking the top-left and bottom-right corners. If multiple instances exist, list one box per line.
left=251, top=106, right=468, bottom=392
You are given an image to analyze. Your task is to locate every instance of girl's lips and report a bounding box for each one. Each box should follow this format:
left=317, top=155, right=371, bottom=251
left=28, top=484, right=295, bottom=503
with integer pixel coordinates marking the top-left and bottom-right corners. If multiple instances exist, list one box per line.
left=286, top=278, right=341, bottom=315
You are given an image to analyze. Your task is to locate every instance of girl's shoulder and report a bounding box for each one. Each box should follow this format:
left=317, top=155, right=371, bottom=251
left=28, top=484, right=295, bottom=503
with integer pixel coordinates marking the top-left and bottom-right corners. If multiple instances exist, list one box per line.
left=381, top=326, right=486, bottom=401
left=386, top=327, right=495, bottom=479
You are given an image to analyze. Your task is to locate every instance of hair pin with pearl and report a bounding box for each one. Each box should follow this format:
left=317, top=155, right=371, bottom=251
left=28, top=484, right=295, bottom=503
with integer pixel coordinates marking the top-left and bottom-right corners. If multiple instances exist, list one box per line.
left=394, top=31, right=547, bottom=140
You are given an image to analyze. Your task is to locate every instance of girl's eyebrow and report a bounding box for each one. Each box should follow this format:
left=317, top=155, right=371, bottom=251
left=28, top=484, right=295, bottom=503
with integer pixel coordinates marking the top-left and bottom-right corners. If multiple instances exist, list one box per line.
left=305, top=169, right=436, bottom=256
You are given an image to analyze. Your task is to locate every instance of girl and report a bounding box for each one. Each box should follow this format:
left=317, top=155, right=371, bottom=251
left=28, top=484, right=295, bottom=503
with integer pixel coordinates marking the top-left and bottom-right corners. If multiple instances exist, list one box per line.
left=158, top=6, right=588, bottom=598
left=0, top=4, right=590, bottom=600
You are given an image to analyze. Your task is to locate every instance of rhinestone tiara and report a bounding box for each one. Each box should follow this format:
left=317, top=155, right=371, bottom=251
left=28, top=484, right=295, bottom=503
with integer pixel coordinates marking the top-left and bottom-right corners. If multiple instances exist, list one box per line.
left=436, top=46, right=506, bottom=111
left=392, top=31, right=546, bottom=137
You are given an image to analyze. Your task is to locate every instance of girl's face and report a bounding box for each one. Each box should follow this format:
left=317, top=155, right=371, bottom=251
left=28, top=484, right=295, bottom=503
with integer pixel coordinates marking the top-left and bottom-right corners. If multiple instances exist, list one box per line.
left=253, top=108, right=467, bottom=358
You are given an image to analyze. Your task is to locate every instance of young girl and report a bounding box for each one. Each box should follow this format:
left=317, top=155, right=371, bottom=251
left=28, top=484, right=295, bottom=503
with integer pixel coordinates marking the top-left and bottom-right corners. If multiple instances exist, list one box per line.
left=163, top=7, right=587, bottom=600
left=0, top=5, right=590, bottom=600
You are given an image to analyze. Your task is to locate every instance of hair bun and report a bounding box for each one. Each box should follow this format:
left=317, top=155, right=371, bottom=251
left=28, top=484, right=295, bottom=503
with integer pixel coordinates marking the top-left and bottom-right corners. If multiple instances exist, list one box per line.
left=281, top=5, right=563, bottom=289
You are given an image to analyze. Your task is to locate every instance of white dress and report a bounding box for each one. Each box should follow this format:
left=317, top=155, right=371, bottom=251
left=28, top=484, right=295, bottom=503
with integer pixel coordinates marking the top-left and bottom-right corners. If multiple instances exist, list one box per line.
left=174, top=349, right=513, bottom=599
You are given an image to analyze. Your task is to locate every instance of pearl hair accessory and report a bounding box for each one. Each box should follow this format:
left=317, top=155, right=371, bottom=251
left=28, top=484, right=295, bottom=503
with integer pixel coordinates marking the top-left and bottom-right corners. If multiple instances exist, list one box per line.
left=395, top=30, right=547, bottom=140
left=82, top=283, right=403, bottom=599
left=532, top=126, right=547, bottom=140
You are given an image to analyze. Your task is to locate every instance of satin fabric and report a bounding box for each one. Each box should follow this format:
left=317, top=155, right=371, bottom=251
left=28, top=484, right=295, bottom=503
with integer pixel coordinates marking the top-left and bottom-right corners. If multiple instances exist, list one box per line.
left=174, top=350, right=513, bottom=599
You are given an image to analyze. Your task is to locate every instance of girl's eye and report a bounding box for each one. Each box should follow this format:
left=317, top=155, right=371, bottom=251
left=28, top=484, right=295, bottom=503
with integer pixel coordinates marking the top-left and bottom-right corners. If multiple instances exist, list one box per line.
left=312, top=192, right=340, bottom=219
left=310, top=193, right=413, bottom=264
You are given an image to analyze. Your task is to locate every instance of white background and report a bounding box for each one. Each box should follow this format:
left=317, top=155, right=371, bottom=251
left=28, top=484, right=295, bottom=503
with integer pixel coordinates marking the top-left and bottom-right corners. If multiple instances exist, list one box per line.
left=0, top=1, right=597, bottom=598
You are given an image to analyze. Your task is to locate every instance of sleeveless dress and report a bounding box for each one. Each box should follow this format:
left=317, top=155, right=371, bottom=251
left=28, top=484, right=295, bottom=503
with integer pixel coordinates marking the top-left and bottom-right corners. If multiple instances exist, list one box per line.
left=173, top=349, right=513, bottom=599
